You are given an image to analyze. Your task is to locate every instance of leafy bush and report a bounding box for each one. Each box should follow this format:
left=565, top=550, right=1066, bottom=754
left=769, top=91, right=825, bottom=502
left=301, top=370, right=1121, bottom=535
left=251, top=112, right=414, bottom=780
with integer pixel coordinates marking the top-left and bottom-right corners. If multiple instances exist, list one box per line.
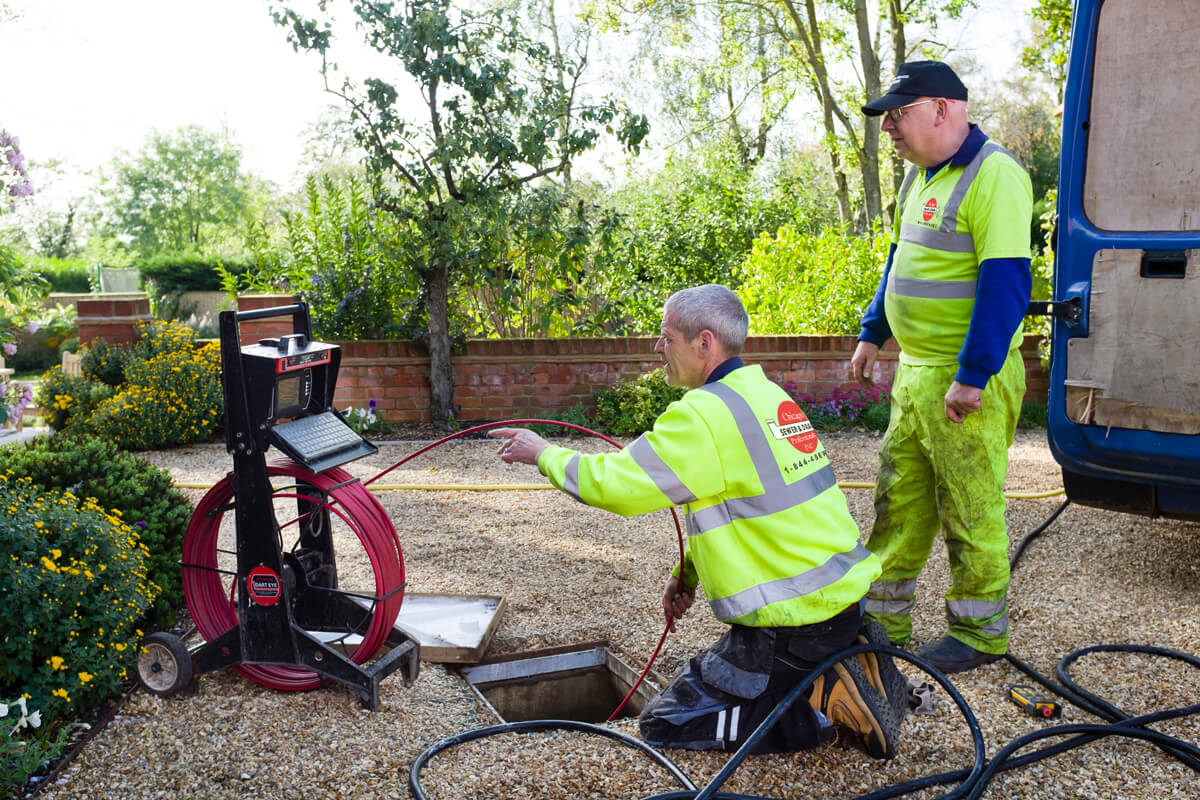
left=592, top=369, right=686, bottom=436
left=342, top=402, right=394, bottom=437
left=2, top=694, right=76, bottom=795
left=88, top=341, right=223, bottom=450
left=1019, top=400, right=1048, bottom=429
left=4, top=305, right=78, bottom=373
left=0, top=434, right=190, bottom=618
left=528, top=403, right=593, bottom=438
left=0, top=474, right=159, bottom=724
left=34, top=367, right=113, bottom=432
left=608, top=140, right=841, bottom=332
left=738, top=224, right=890, bottom=335
left=136, top=253, right=252, bottom=294
left=861, top=401, right=893, bottom=432
left=787, top=382, right=892, bottom=432
left=80, top=339, right=131, bottom=387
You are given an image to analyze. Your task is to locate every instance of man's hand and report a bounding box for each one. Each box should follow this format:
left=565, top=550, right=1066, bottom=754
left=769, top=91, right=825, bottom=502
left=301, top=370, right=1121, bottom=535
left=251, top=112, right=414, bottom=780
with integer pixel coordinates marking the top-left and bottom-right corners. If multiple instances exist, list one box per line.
left=490, top=428, right=551, bottom=466
left=944, top=381, right=983, bottom=423
left=662, top=575, right=695, bottom=628
left=850, top=340, right=879, bottom=389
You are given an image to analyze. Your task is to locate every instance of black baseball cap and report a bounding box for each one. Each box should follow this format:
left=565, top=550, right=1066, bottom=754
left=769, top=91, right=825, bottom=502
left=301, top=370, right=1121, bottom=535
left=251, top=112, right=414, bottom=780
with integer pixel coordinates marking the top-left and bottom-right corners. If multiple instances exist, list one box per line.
left=862, top=60, right=968, bottom=116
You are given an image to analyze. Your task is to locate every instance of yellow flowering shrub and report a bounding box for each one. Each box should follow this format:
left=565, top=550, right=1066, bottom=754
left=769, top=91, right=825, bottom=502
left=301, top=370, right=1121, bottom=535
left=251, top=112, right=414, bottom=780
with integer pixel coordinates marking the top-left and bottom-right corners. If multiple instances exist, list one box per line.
left=42, top=320, right=224, bottom=450
left=0, top=473, right=159, bottom=722
left=87, top=341, right=222, bottom=450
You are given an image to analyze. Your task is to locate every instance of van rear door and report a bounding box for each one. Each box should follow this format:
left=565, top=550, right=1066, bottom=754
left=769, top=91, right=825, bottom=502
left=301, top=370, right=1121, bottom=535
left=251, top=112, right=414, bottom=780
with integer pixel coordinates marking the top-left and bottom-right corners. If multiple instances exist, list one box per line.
left=1047, top=0, right=1200, bottom=519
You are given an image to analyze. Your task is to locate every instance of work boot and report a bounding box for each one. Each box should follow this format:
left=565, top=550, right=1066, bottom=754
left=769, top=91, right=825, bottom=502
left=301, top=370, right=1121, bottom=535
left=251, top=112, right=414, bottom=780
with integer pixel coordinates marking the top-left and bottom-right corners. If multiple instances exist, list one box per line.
left=809, top=657, right=901, bottom=759
left=914, top=635, right=1003, bottom=674
left=856, top=621, right=910, bottom=723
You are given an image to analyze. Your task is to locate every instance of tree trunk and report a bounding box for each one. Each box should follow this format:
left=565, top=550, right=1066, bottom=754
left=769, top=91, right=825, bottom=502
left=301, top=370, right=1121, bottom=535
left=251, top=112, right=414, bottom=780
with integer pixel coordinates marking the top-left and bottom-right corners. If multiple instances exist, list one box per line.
left=887, top=0, right=908, bottom=207
left=855, top=0, right=883, bottom=227
left=424, top=261, right=455, bottom=422
left=802, top=0, right=854, bottom=226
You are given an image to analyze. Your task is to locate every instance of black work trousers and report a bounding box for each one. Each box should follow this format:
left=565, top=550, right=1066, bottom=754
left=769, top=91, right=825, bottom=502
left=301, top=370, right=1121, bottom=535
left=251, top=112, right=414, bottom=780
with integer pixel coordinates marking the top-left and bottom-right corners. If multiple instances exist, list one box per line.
left=639, top=604, right=862, bottom=753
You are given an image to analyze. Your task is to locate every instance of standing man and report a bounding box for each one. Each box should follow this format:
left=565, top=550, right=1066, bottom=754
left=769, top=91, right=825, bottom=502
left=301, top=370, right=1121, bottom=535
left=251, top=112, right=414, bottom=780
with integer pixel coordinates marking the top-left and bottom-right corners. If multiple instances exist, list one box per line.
left=851, top=61, right=1033, bottom=673
left=493, top=284, right=906, bottom=758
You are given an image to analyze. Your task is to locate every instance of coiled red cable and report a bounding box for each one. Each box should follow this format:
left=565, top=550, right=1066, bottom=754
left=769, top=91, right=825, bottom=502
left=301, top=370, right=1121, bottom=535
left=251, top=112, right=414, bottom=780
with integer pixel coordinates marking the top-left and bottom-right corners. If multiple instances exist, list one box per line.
left=181, top=419, right=680, bottom=708
left=183, top=460, right=405, bottom=690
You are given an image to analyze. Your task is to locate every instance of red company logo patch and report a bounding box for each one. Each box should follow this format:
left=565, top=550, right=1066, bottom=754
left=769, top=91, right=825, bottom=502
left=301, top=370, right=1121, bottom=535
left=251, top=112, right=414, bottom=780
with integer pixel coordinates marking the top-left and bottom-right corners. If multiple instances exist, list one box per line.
left=247, top=565, right=282, bottom=607
left=922, top=198, right=938, bottom=222
left=768, top=401, right=819, bottom=453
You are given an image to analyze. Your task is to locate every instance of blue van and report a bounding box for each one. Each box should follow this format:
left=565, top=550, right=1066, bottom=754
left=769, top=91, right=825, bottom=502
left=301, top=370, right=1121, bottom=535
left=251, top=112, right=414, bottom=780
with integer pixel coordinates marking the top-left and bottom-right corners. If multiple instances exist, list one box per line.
left=1045, top=0, right=1200, bottom=520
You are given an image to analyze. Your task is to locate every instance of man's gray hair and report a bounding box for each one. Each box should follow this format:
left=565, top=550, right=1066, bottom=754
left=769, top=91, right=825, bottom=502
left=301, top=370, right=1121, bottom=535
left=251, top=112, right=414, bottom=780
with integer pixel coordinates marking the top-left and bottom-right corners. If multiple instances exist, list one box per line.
left=663, top=284, right=749, bottom=354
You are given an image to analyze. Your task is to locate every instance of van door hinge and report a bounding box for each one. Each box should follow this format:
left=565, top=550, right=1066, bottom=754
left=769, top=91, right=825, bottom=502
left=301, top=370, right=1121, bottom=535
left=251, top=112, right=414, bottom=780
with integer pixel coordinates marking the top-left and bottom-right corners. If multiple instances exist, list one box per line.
left=1026, top=298, right=1083, bottom=324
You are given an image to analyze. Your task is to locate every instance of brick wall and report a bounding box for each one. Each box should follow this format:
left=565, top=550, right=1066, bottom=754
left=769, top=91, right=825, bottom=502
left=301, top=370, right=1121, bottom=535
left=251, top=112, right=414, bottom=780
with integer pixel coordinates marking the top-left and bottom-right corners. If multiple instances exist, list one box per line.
left=75, top=295, right=1049, bottom=423
left=75, top=295, right=153, bottom=346
left=332, top=334, right=1048, bottom=423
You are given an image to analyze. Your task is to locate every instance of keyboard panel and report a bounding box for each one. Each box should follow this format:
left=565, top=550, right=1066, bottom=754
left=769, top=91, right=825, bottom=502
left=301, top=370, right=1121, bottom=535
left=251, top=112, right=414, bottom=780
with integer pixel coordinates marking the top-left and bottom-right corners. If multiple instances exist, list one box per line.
left=272, top=412, right=365, bottom=463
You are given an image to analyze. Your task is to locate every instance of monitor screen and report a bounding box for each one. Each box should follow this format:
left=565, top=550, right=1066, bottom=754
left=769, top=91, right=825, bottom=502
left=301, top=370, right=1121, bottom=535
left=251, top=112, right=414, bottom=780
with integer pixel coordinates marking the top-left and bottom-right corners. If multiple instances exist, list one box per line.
left=276, top=373, right=303, bottom=417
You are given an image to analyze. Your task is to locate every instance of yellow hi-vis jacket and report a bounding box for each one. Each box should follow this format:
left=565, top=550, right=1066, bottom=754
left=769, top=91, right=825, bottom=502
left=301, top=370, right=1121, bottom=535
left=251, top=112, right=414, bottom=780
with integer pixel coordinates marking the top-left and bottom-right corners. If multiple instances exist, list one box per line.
left=537, top=364, right=880, bottom=627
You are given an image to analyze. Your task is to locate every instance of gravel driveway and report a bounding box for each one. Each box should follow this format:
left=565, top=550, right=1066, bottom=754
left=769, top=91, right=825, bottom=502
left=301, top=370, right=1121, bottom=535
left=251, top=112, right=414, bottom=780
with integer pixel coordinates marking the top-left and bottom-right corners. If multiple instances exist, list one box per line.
left=34, top=430, right=1200, bottom=799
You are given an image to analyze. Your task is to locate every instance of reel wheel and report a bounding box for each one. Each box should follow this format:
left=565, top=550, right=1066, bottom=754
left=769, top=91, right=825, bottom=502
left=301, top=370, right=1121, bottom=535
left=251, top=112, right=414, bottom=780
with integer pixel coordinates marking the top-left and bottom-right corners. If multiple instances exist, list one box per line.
left=136, top=632, right=193, bottom=697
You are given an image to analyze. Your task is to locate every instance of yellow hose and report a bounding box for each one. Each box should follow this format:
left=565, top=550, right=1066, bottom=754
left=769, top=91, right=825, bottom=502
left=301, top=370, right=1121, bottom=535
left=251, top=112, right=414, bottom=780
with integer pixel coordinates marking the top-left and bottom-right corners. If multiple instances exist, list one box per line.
left=173, top=480, right=1065, bottom=498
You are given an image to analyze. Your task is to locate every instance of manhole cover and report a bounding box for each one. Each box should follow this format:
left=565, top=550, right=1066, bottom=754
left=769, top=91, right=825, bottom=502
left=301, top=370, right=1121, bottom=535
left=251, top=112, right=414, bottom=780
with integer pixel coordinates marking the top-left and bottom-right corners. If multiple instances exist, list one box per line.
left=460, top=643, right=660, bottom=723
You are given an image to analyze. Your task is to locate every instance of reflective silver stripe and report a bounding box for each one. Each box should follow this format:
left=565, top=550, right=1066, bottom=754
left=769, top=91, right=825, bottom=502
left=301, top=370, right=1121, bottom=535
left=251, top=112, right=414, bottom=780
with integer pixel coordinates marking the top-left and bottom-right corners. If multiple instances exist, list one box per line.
left=869, top=579, right=917, bottom=599
left=863, top=597, right=914, bottom=616
left=628, top=435, right=697, bottom=504
left=896, top=140, right=1010, bottom=256
left=730, top=705, right=740, bottom=741
left=865, top=578, right=918, bottom=616
left=563, top=453, right=582, bottom=501
left=947, top=597, right=1010, bottom=637
left=716, top=709, right=726, bottom=742
left=897, top=166, right=918, bottom=213
left=946, top=598, right=1006, bottom=620
left=690, top=464, right=837, bottom=534
left=981, top=614, right=1010, bottom=637
left=888, top=272, right=977, bottom=299
left=689, top=383, right=837, bottom=535
left=899, top=223, right=975, bottom=253
left=709, top=544, right=875, bottom=620
left=699, top=383, right=783, bottom=491
left=943, top=141, right=1008, bottom=233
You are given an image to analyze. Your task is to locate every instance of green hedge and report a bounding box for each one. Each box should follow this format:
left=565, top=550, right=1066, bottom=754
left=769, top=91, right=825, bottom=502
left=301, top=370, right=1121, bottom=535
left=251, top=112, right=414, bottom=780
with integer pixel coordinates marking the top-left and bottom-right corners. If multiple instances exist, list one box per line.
left=136, top=253, right=252, bottom=294
left=28, top=257, right=92, bottom=293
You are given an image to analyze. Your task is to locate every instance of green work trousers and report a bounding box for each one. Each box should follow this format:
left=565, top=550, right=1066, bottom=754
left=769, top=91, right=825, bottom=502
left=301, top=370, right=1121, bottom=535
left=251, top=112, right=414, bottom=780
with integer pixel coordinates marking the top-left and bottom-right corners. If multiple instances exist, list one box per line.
left=863, top=348, right=1024, bottom=654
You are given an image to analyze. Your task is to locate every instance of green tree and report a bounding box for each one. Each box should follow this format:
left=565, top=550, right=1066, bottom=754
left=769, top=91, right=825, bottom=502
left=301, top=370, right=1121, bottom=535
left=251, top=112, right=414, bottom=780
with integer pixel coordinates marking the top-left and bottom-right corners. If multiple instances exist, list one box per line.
left=100, top=125, right=255, bottom=257
left=1021, top=0, right=1072, bottom=90
left=597, top=0, right=977, bottom=228
left=272, top=0, right=648, bottom=419
left=608, top=137, right=840, bottom=330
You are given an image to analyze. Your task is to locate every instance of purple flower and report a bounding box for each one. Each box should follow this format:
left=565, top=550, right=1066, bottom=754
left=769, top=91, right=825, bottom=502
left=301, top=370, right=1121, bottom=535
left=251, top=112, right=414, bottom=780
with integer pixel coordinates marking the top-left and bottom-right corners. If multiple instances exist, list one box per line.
left=367, top=398, right=377, bottom=412
left=135, top=521, right=147, bottom=529
left=3, top=342, right=16, bottom=356
left=26, top=321, right=39, bottom=335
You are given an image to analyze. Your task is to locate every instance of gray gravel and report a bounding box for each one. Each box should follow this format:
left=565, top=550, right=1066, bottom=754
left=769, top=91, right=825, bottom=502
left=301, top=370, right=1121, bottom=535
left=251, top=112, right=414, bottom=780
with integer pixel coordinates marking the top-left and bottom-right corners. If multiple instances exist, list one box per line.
left=37, top=431, right=1200, bottom=799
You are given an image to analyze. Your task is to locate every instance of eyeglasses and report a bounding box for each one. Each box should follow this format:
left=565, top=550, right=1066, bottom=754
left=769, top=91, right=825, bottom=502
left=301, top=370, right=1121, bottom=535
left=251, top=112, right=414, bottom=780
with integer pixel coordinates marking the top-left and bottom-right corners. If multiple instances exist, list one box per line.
left=885, top=99, right=937, bottom=123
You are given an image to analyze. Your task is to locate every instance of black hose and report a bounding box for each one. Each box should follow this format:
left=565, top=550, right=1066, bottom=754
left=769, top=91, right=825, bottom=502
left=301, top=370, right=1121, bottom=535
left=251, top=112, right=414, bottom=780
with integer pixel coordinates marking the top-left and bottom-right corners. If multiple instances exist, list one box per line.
left=408, top=643, right=988, bottom=800
left=408, top=719, right=698, bottom=800
left=1009, top=497, right=1071, bottom=570
left=407, top=639, right=1200, bottom=800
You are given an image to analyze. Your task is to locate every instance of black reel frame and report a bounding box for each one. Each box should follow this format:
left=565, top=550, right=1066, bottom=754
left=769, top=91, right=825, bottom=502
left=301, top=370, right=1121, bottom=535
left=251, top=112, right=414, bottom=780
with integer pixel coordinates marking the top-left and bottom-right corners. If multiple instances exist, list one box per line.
left=137, top=302, right=419, bottom=710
